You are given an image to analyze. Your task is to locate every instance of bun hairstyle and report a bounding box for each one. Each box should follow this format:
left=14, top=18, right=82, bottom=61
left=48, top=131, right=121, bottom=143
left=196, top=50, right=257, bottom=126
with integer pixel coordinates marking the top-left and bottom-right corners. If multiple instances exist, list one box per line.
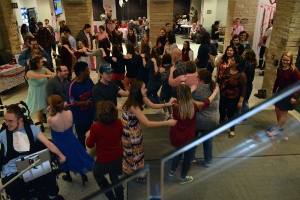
left=198, top=69, right=216, bottom=92
left=47, top=95, right=65, bottom=116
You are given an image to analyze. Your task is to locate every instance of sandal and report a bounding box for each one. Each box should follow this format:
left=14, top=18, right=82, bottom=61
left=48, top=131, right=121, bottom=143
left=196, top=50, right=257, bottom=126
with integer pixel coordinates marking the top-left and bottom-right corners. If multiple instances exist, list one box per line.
left=228, top=131, right=235, bottom=138
left=266, top=126, right=276, bottom=135
left=267, top=128, right=283, bottom=137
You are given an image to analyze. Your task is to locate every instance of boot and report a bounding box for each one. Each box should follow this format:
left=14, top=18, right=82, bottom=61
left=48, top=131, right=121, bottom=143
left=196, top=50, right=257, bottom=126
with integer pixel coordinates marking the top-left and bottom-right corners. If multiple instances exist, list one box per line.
left=259, top=71, right=264, bottom=76
left=261, top=90, right=267, bottom=99
left=254, top=89, right=263, bottom=99
left=257, top=59, right=263, bottom=69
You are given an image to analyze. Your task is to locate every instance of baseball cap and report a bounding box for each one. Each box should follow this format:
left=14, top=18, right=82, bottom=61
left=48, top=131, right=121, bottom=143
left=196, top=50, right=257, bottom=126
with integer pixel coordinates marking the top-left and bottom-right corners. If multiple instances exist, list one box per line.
left=37, top=22, right=43, bottom=26
left=99, top=64, right=113, bottom=73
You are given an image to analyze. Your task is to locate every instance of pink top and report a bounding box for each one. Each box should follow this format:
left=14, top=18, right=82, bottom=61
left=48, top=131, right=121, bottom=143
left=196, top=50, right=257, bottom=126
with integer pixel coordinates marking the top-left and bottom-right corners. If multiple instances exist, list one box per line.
left=97, top=31, right=109, bottom=41
left=169, top=73, right=199, bottom=87
left=85, top=32, right=91, bottom=49
left=230, top=25, right=244, bottom=35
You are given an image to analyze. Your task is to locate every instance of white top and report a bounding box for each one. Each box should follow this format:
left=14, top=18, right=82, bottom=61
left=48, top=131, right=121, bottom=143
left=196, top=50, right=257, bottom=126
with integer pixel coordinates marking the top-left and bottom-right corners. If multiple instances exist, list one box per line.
left=264, top=27, right=273, bottom=48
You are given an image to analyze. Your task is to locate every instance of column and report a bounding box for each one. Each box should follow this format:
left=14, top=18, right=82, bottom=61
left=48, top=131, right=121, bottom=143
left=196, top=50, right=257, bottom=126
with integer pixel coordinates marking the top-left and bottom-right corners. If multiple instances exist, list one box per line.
left=224, top=0, right=259, bottom=51
left=149, top=0, right=174, bottom=46
left=0, top=0, right=21, bottom=55
left=262, top=0, right=300, bottom=94
left=62, top=0, right=94, bottom=37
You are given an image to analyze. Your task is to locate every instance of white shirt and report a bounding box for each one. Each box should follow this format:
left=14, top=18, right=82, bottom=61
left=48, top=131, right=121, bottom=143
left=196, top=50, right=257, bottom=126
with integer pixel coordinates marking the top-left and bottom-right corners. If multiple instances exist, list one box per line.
left=264, top=27, right=273, bottom=48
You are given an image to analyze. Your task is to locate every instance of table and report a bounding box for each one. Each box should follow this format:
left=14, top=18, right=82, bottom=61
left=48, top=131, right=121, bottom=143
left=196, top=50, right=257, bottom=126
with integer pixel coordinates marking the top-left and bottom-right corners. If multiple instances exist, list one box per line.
left=0, top=64, right=25, bottom=93
left=180, top=25, right=193, bottom=38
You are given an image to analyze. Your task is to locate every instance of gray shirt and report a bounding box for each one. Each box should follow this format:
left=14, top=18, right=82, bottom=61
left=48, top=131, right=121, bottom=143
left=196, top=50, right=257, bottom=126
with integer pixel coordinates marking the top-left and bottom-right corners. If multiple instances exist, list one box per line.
left=192, top=84, right=220, bottom=130
left=85, top=49, right=108, bottom=73
left=68, top=35, right=77, bottom=49
left=45, top=75, right=70, bottom=102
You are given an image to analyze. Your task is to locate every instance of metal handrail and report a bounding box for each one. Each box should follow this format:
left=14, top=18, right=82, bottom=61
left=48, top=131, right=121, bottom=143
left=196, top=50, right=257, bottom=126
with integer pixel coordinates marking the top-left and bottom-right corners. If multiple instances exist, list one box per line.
left=160, top=81, right=300, bottom=198
left=83, top=164, right=150, bottom=200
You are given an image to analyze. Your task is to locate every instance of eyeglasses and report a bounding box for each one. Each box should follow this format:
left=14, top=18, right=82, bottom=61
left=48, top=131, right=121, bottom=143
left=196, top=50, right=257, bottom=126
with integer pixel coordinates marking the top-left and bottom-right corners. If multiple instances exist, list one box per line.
left=3, top=119, right=18, bottom=124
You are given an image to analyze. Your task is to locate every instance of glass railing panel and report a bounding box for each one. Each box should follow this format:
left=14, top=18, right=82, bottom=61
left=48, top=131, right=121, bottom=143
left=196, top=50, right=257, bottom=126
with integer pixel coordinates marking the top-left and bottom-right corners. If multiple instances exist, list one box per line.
left=83, top=165, right=150, bottom=200
left=161, top=81, right=300, bottom=199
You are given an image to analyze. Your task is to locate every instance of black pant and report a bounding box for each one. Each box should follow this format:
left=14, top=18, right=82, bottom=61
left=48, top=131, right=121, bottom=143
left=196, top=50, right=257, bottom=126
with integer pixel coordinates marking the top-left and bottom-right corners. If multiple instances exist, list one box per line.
left=93, top=161, right=124, bottom=200
left=219, top=96, right=239, bottom=131
left=2, top=171, right=59, bottom=200
left=75, top=124, right=92, bottom=148
left=170, top=148, right=193, bottom=179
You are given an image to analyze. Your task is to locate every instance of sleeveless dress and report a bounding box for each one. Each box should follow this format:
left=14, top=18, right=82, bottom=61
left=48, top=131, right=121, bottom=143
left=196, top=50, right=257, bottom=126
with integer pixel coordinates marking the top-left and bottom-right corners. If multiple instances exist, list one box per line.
left=121, top=110, right=146, bottom=182
left=51, top=126, right=94, bottom=174
left=25, top=68, right=48, bottom=116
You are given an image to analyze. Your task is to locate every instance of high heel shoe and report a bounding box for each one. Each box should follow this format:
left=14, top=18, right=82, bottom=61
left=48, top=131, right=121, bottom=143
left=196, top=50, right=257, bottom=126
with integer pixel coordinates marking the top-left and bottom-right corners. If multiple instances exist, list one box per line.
left=40, top=125, right=45, bottom=133
left=62, top=174, right=72, bottom=182
left=81, top=174, right=88, bottom=185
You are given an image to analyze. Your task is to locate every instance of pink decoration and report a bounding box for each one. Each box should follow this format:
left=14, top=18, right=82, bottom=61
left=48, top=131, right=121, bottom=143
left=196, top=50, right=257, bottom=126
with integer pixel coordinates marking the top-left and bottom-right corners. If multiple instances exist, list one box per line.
left=107, top=23, right=116, bottom=32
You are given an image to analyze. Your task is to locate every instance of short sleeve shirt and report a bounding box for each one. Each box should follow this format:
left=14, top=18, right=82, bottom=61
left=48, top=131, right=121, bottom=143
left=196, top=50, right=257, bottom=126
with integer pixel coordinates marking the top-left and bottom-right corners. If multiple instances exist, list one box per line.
left=66, top=78, right=95, bottom=125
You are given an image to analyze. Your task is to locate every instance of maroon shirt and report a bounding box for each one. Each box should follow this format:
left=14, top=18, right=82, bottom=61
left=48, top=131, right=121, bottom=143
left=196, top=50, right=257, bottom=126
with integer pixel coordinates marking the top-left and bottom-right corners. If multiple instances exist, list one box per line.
left=86, top=119, right=123, bottom=163
left=273, top=67, right=300, bottom=99
left=169, top=100, right=210, bottom=148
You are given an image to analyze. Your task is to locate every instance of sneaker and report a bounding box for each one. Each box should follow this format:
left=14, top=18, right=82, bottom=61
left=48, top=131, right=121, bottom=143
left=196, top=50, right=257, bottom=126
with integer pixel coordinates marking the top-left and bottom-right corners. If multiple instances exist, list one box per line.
left=179, top=176, right=193, bottom=184
left=238, top=119, right=247, bottom=125
left=204, top=163, right=211, bottom=167
left=168, top=170, right=175, bottom=177
left=191, top=159, right=196, bottom=163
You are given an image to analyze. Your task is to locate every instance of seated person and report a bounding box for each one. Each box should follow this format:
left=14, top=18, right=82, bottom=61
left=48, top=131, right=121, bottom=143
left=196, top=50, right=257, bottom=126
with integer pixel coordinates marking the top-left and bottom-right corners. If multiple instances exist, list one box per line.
left=0, top=104, right=66, bottom=200
left=189, top=23, right=197, bottom=39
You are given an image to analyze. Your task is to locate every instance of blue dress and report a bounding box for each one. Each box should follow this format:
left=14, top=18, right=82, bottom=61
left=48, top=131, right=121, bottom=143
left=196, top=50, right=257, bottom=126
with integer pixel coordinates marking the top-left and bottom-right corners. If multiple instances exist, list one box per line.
left=51, top=126, right=94, bottom=174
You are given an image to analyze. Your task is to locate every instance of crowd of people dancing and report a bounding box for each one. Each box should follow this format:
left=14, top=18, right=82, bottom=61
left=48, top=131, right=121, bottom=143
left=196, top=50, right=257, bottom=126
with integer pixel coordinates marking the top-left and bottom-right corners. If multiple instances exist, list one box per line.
left=1, top=12, right=300, bottom=200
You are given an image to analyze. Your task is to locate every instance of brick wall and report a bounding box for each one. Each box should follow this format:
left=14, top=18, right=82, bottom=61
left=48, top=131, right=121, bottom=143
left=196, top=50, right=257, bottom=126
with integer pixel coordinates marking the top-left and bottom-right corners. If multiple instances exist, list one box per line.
left=149, top=0, right=174, bottom=46
left=224, top=0, right=259, bottom=52
left=262, top=0, right=300, bottom=94
left=0, top=0, right=21, bottom=54
left=63, top=0, right=94, bottom=38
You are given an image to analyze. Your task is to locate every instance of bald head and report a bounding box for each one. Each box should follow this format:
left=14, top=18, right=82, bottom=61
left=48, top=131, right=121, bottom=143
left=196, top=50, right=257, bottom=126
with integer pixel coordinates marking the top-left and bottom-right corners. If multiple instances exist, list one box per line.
left=172, top=48, right=182, bottom=62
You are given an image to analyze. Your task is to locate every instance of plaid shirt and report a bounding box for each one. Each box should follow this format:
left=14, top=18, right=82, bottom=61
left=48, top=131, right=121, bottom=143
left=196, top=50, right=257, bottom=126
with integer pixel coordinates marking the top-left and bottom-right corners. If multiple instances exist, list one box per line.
left=36, top=27, right=52, bottom=49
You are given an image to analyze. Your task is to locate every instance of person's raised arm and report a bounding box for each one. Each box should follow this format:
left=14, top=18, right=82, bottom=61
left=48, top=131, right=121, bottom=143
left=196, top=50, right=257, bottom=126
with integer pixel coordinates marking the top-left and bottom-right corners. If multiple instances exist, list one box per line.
left=130, top=106, right=177, bottom=128
left=143, top=96, right=176, bottom=109
left=26, top=71, right=52, bottom=79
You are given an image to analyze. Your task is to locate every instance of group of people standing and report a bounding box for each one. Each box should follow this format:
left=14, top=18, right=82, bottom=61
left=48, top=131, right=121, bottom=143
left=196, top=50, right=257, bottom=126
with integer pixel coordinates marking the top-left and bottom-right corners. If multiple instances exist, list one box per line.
left=8, top=12, right=300, bottom=200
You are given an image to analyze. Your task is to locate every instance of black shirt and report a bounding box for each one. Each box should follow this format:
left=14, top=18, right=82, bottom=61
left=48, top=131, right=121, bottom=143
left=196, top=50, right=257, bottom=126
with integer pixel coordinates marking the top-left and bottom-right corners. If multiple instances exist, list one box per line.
left=104, top=55, right=125, bottom=74
left=92, top=80, right=120, bottom=121
left=211, top=26, right=219, bottom=40
left=146, top=60, right=161, bottom=80
left=124, top=56, right=139, bottom=78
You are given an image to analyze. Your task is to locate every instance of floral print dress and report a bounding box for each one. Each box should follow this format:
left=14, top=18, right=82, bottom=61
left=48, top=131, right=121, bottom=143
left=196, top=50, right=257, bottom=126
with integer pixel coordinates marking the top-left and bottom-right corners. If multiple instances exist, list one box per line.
left=121, top=110, right=146, bottom=182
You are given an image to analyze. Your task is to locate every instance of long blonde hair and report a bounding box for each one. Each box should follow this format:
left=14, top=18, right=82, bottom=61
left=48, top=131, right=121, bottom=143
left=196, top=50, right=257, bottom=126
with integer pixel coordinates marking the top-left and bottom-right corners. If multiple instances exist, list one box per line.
left=278, top=51, right=295, bottom=72
left=176, top=85, right=202, bottom=120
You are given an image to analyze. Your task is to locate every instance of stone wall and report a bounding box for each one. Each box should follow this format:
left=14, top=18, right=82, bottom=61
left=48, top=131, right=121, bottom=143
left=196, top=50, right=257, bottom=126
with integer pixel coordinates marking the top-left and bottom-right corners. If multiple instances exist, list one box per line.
left=149, top=0, right=174, bottom=46
left=224, top=0, right=259, bottom=52
left=262, top=0, right=300, bottom=94
left=63, top=0, right=94, bottom=38
left=0, top=0, right=21, bottom=54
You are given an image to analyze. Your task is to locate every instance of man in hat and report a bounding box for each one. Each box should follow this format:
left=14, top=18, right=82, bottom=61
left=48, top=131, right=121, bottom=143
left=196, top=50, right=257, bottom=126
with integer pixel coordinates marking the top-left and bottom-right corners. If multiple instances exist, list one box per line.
left=92, top=64, right=128, bottom=121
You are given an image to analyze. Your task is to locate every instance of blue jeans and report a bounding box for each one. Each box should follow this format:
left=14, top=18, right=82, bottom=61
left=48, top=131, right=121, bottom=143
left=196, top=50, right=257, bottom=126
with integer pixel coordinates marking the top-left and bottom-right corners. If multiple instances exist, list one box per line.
left=192, top=128, right=213, bottom=165
left=171, top=148, right=193, bottom=179
left=147, top=79, right=161, bottom=104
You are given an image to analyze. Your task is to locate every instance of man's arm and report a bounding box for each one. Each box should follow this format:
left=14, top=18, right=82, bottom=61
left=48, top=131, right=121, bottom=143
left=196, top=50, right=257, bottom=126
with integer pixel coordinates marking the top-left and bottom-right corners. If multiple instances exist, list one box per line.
left=18, top=51, right=30, bottom=67
left=118, top=89, right=129, bottom=97
left=45, top=80, right=55, bottom=100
